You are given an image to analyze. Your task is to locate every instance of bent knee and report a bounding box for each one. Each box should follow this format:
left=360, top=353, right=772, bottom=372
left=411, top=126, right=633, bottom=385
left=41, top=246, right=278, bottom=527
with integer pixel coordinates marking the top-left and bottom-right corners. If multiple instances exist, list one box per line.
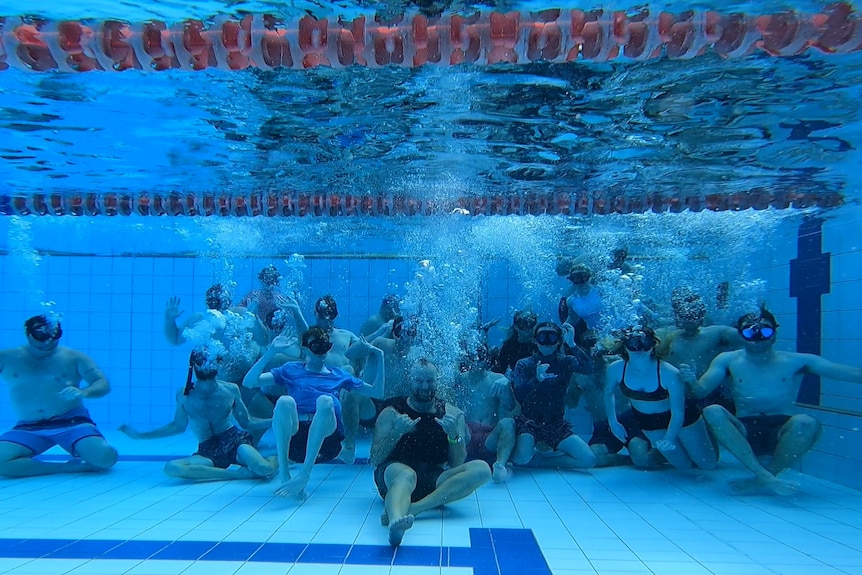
left=789, top=414, right=821, bottom=438
left=390, top=468, right=418, bottom=490
left=316, top=394, right=335, bottom=411
left=497, top=418, right=516, bottom=433
left=274, top=396, right=297, bottom=416
left=83, top=446, right=118, bottom=470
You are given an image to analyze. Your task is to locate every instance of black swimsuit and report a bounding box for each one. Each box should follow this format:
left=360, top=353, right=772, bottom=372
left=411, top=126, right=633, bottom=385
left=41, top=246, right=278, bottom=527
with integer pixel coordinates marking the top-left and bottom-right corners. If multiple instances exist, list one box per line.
left=619, top=361, right=701, bottom=432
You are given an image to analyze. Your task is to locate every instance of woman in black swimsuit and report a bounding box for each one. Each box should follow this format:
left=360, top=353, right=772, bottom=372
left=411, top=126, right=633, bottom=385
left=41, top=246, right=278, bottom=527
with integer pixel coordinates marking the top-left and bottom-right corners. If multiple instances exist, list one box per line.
left=604, top=327, right=717, bottom=470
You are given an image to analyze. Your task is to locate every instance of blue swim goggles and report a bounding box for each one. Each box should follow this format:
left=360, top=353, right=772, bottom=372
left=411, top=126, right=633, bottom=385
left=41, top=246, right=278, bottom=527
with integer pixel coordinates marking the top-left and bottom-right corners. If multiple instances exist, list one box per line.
left=739, top=321, right=775, bottom=341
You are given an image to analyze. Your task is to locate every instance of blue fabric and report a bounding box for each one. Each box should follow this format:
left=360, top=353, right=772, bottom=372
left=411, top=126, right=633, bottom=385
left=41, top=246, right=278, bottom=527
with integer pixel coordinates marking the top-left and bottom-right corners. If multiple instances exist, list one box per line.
left=269, top=362, right=364, bottom=432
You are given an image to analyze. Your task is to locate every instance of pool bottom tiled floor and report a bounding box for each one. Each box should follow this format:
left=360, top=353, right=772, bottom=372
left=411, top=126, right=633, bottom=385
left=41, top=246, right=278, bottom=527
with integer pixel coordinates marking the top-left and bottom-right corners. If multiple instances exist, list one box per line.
left=0, top=433, right=860, bottom=575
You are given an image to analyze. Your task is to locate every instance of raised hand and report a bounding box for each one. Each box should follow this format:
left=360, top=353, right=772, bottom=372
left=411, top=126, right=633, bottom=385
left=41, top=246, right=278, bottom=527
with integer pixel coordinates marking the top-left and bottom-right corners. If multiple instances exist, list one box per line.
left=270, top=335, right=297, bottom=353
left=393, top=414, right=419, bottom=435
left=435, top=413, right=460, bottom=438
left=678, top=362, right=697, bottom=385
left=536, top=362, right=556, bottom=381
left=165, top=296, right=184, bottom=320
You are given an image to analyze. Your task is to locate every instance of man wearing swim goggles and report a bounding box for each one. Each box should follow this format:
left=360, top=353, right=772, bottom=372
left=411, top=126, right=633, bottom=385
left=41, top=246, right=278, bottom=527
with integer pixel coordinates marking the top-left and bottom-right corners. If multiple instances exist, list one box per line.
left=682, top=308, right=862, bottom=496
left=243, top=326, right=385, bottom=501
left=738, top=320, right=775, bottom=342
left=0, top=315, right=118, bottom=477
left=509, top=321, right=596, bottom=470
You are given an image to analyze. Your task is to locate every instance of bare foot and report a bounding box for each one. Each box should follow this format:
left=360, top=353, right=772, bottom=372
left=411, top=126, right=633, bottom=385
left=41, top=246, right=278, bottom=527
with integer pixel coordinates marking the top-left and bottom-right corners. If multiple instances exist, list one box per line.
left=337, top=446, right=356, bottom=465
left=388, top=514, right=414, bottom=547
left=729, top=476, right=798, bottom=496
left=380, top=512, right=389, bottom=526
left=492, top=462, right=510, bottom=483
left=275, top=472, right=310, bottom=500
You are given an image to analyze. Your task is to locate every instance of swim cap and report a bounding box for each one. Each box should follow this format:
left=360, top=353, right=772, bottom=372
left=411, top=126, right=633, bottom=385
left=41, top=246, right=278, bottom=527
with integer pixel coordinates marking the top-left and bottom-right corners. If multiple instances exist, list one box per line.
left=258, top=265, right=281, bottom=287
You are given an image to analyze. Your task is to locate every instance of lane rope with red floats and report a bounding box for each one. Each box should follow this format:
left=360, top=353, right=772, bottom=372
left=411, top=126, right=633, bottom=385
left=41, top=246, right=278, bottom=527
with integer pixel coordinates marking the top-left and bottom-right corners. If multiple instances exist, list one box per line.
left=0, top=190, right=844, bottom=217
left=1, top=4, right=862, bottom=72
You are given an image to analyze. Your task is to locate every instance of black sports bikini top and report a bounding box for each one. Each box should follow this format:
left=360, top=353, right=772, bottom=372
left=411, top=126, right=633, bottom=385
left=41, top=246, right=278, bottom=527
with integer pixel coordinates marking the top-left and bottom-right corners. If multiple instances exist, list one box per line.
left=619, top=360, right=669, bottom=402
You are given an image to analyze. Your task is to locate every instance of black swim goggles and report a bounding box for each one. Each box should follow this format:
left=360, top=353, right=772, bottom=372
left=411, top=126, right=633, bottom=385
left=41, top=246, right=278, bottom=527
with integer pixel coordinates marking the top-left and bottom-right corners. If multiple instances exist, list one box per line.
left=306, top=338, right=333, bottom=355
left=623, top=333, right=654, bottom=352
left=514, top=315, right=537, bottom=330
left=27, top=323, right=62, bottom=342
left=535, top=330, right=560, bottom=346
left=739, top=322, right=775, bottom=342
left=567, top=271, right=591, bottom=285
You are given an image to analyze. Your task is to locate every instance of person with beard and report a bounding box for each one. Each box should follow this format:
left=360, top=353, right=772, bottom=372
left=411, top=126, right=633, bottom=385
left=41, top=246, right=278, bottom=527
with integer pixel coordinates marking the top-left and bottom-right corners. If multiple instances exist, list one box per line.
left=120, top=348, right=276, bottom=481
left=0, top=315, right=118, bottom=477
left=371, top=359, right=491, bottom=547
left=683, top=308, right=862, bottom=495
left=511, top=322, right=596, bottom=469
left=656, top=287, right=743, bottom=412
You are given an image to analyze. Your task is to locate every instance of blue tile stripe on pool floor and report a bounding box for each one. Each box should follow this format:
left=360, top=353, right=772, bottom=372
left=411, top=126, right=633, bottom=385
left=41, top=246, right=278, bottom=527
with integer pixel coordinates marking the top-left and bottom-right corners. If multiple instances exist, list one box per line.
left=0, top=528, right=551, bottom=574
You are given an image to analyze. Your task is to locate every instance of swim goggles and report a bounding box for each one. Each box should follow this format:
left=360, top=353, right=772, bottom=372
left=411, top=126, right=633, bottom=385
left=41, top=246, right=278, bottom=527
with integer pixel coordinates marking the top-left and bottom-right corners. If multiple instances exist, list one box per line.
left=306, top=338, right=333, bottom=355
left=514, top=315, right=537, bottom=330
left=739, top=322, right=775, bottom=341
left=623, top=333, right=654, bottom=352
left=27, top=323, right=62, bottom=342
left=535, top=330, right=560, bottom=346
left=567, top=271, right=591, bottom=285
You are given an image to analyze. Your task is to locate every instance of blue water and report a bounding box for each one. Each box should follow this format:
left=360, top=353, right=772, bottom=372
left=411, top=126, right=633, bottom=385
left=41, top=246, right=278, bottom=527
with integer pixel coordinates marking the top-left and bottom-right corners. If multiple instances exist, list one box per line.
left=1, top=2, right=862, bottom=575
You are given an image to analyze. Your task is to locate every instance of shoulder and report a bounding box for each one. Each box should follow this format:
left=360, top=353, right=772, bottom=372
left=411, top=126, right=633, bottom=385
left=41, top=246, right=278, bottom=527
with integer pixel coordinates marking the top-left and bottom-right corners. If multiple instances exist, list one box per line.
left=219, top=381, right=242, bottom=396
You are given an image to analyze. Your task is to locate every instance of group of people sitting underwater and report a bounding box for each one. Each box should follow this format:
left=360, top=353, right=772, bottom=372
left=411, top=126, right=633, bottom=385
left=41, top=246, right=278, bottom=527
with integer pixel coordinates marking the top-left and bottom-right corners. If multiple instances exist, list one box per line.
left=1, top=258, right=861, bottom=547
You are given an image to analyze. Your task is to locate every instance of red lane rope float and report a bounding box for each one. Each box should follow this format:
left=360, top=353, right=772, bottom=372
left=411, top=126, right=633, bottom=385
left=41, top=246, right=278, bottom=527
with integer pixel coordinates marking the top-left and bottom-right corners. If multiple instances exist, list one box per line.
left=1, top=4, right=862, bottom=72
left=0, top=191, right=844, bottom=217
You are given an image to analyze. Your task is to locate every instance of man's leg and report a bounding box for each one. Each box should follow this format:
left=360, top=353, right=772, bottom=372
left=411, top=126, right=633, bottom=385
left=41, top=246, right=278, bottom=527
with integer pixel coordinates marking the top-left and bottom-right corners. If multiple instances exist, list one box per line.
left=702, top=405, right=798, bottom=495
left=484, top=418, right=515, bottom=482
left=338, top=391, right=375, bottom=464
left=272, top=395, right=300, bottom=487
left=383, top=462, right=417, bottom=547
left=164, top=455, right=254, bottom=481
left=236, top=444, right=278, bottom=478
left=0, top=440, right=98, bottom=477
left=408, top=460, right=491, bottom=518
left=275, top=395, right=337, bottom=499
left=70, top=436, right=118, bottom=471
left=511, top=433, right=536, bottom=465
left=768, top=414, right=821, bottom=476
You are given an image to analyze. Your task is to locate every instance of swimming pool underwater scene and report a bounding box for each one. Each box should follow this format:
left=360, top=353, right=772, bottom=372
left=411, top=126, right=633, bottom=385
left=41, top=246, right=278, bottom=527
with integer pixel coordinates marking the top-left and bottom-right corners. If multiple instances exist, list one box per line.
left=1, top=1, right=862, bottom=574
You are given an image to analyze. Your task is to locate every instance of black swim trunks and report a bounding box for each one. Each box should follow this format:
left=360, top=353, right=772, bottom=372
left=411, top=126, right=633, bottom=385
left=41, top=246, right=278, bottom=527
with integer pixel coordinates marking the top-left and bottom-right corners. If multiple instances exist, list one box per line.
left=374, top=460, right=445, bottom=502
left=514, top=415, right=574, bottom=450
left=288, top=420, right=344, bottom=463
left=630, top=398, right=702, bottom=432
left=589, top=410, right=645, bottom=453
left=738, top=414, right=792, bottom=456
left=194, top=426, right=254, bottom=469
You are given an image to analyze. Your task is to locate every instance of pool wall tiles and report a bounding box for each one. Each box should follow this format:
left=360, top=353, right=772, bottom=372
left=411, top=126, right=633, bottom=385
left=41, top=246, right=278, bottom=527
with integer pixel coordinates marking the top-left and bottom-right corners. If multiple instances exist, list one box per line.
left=0, top=212, right=859, bottom=488
left=0, top=251, right=517, bottom=429
left=745, top=206, right=862, bottom=490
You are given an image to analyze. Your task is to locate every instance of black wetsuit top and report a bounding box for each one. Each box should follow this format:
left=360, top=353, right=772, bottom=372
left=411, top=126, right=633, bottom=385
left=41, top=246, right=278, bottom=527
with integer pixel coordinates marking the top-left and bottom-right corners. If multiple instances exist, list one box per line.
left=512, top=349, right=592, bottom=425
left=493, top=338, right=537, bottom=374
left=384, top=397, right=449, bottom=469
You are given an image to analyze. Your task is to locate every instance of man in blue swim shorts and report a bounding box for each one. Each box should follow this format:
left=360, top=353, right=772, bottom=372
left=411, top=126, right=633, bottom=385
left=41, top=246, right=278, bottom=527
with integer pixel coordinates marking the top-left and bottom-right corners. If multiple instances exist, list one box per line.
left=0, top=315, right=118, bottom=477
